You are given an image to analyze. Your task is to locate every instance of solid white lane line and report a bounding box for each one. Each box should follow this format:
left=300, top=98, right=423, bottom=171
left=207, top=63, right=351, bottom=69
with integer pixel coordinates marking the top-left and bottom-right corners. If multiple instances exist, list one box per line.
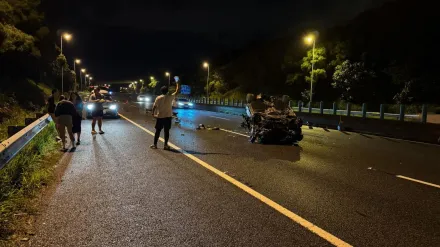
left=208, top=116, right=231, bottom=121
left=368, top=167, right=440, bottom=189
left=119, top=114, right=352, bottom=247
left=219, top=128, right=250, bottom=137
left=396, top=175, right=440, bottom=189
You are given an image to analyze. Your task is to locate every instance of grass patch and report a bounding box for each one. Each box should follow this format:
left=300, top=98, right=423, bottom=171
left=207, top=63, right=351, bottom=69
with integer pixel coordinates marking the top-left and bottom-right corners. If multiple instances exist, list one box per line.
left=0, top=123, right=61, bottom=245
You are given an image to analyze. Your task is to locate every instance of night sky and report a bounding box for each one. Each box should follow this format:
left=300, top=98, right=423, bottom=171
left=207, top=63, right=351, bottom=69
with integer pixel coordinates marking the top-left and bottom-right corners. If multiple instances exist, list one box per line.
left=44, top=0, right=388, bottom=83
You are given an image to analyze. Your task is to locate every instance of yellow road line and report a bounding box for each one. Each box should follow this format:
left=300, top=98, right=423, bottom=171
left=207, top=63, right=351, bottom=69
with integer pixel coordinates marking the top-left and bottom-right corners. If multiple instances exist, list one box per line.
left=119, top=114, right=352, bottom=247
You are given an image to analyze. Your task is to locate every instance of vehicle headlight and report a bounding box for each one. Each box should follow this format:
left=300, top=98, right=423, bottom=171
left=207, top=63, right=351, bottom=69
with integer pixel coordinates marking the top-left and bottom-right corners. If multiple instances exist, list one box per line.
left=188, top=102, right=194, bottom=106
left=109, top=104, right=117, bottom=110
left=145, top=98, right=150, bottom=101
left=87, top=104, right=94, bottom=110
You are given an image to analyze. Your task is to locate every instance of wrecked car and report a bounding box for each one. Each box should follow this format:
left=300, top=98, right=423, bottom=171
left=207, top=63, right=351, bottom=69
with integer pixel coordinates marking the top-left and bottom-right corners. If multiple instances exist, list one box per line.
left=241, top=94, right=303, bottom=144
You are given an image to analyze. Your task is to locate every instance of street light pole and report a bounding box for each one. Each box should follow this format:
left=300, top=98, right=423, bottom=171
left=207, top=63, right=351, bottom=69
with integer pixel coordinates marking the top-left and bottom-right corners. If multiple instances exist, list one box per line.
left=165, top=72, right=170, bottom=87
left=79, top=70, right=83, bottom=91
left=60, top=36, right=63, bottom=93
left=310, top=39, right=315, bottom=104
left=60, top=33, right=71, bottom=94
left=203, top=62, right=209, bottom=99
left=304, top=34, right=316, bottom=105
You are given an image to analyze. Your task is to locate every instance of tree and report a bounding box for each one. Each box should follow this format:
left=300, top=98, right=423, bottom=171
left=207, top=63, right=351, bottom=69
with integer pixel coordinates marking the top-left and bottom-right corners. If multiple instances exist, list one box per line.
left=332, top=60, right=376, bottom=103
left=285, top=46, right=327, bottom=101
left=207, top=71, right=227, bottom=97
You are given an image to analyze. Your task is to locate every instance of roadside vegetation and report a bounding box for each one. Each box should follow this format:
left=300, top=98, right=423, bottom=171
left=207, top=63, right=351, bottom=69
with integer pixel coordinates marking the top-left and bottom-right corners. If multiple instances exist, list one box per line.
left=0, top=123, right=61, bottom=246
left=184, top=0, right=439, bottom=111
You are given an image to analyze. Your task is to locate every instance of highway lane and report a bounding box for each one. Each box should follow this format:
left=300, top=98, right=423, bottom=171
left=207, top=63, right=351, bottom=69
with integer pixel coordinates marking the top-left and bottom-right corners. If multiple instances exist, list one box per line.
left=121, top=101, right=440, bottom=246
left=31, top=119, right=330, bottom=247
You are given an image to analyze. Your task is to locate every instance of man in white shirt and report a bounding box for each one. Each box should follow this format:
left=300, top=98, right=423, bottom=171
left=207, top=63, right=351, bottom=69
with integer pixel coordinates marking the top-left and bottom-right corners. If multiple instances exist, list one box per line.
left=150, top=82, right=180, bottom=150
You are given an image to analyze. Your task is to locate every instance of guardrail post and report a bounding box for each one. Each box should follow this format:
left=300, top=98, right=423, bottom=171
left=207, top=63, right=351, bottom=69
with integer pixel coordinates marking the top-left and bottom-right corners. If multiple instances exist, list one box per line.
left=25, top=118, right=37, bottom=126
left=333, top=102, right=337, bottom=115
left=7, top=126, right=25, bottom=138
left=320, top=101, right=324, bottom=114
left=399, top=104, right=405, bottom=121
left=308, top=102, right=312, bottom=113
left=298, top=101, right=302, bottom=112
left=347, top=103, right=351, bottom=117
left=380, top=104, right=384, bottom=120
left=362, top=103, right=367, bottom=119
left=421, top=104, right=427, bottom=123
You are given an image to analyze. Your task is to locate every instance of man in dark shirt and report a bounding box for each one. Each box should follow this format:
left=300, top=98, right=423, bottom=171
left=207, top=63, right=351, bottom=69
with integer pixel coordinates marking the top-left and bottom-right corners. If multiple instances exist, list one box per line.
left=89, top=88, right=105, bottom=135
left=55, top=95, right=77, bottom=150
left=47, top=89, right=60, bottom=140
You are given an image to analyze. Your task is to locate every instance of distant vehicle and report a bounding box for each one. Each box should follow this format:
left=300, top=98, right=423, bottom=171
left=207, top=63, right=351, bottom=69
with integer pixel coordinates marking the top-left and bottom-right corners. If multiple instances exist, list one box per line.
left=137, top=94, right=153, bottom=102
left=85, top=92, right=119, bottom=118
left=173, top=98, right=193, bottom=108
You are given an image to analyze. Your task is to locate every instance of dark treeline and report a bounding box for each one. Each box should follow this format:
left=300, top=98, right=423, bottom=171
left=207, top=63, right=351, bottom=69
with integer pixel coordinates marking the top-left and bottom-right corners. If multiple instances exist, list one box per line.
left=205, top=0, right=439, bottom=105
left=0, top=0, right=74, bottom=109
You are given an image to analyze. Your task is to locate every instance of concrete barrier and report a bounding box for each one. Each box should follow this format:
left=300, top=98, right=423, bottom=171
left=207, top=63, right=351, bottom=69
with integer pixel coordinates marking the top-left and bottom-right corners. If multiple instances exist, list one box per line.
left=296, top=112, right=440, bottom=144
left=193, top=104, right=440, bottom=144
left=194, top=104, right=245, bottom=116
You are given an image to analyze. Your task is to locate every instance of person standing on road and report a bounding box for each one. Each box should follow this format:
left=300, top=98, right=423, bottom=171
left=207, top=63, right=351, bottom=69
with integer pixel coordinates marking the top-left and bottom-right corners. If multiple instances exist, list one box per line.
left=55, top=95, right=77, bottom=150
left=150, top=82, right=180, bottom=150
left=89, top=88, right=105, bottom=135
left=69, top=92, right=84, bottom=145
left=47, top=89, right=60, bottom=140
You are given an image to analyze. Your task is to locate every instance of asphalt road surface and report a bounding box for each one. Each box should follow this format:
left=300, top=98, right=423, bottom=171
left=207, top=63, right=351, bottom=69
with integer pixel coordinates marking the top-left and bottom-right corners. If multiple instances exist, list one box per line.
left=31, top=96, right=440, bottom=247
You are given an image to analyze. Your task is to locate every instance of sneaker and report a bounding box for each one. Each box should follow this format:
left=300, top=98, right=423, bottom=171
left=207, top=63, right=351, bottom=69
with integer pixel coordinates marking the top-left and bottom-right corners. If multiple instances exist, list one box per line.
left=76, top=141, right=81, bottom=145
left=91, top=130, right=97, bottom=135
left=99, top=130, right=105, bottom=134
left=150, top=144, right=157, bottom=149
left=164, top=145, right=171, bottom=151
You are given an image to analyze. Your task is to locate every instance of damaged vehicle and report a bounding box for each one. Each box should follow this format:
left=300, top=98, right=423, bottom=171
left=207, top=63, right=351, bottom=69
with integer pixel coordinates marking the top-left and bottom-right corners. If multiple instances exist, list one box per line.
left=241, top=94, right=303, bottom=144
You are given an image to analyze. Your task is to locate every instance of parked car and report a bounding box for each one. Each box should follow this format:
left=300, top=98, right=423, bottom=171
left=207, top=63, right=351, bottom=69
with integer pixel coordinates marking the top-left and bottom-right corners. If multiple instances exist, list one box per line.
left=85, top=92, right=119, bottom=118
left=137, top=94, right=153, bottom=102
left=173, top=98, right=194, bottom=108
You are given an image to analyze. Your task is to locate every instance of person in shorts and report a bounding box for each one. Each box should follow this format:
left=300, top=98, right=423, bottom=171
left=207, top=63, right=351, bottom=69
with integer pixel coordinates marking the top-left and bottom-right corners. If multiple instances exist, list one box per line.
left=150, top=82, right=180, bottom=150
left=69, top=92, right=84, bottom=145
left=47, top=89, right=60, bottom=140
left=89, top=88, right=105, bottom=135
left=55, top=95, right=77, bottom=150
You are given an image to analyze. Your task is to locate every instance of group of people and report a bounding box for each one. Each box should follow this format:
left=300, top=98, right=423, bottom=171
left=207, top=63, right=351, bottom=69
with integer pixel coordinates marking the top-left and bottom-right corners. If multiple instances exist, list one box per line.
left=47, top=82, right=179, bottom=151
left=47, top=88, right=106, bottom=151
left=47, top=89, right=83, bottom=150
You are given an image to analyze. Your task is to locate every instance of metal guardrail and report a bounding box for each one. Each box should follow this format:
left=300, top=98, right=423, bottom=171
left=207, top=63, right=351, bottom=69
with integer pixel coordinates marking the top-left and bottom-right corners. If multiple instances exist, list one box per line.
left=0, top=114, right=51, bottom=169
left=189, top=98, right=426, bottom=123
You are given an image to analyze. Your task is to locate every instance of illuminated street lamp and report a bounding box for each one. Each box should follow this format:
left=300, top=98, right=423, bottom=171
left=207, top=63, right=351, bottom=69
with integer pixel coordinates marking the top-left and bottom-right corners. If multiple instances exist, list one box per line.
left=73, top=59, right=81, bottom=91
left=203, top=62, right=209, bottom=99
left=80, top=68, right=86, bottom=89
left=60, top=32, right=72, bottom=93
left=304, top=33, right=316, bottom=104
left=165, top=72, right=171, bottom=87
left=85, top=74, right=90, bottom=86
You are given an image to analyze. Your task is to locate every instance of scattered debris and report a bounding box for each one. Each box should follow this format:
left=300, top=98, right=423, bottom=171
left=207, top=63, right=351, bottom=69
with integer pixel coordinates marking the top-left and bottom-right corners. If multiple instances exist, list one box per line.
left=181, top=133, right=185, bottom=136
left=212, top=127, right=220, bottom=130
left=21, top=238, right=29, bottom=241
